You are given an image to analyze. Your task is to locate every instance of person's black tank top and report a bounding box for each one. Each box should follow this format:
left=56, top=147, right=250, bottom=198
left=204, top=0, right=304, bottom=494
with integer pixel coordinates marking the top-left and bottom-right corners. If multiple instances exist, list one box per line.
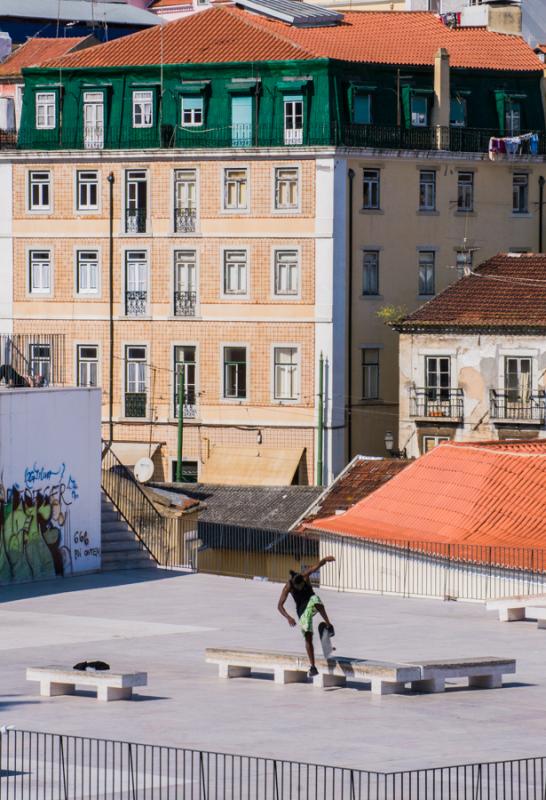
left=289, top=576, right=314, bottom=618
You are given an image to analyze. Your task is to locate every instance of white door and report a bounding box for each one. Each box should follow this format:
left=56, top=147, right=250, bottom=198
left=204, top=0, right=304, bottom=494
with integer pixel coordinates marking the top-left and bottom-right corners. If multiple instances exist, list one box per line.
left=83, top=92, right=104, bottom=149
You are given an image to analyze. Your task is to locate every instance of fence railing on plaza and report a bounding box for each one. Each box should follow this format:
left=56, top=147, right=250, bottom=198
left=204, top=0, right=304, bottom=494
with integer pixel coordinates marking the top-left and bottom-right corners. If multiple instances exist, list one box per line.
left=1, top=728, right=546, bottom=799
left=194, top=521, right=546, bottom=601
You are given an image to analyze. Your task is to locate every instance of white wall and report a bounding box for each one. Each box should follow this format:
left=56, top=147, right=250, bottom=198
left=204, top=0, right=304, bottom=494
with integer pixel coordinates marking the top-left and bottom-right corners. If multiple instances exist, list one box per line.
left=0, top=162, right=13, bottom=334
left=0, top=387, right=102, bottom=583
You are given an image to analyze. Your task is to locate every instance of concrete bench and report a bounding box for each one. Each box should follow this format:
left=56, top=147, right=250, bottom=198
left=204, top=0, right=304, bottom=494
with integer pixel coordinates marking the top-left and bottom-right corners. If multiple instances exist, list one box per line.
left=26, top=666, right=148, bottom=702
left=486, top=595, right=546, bottom=622
left=406, top=657, right=516, bottom=693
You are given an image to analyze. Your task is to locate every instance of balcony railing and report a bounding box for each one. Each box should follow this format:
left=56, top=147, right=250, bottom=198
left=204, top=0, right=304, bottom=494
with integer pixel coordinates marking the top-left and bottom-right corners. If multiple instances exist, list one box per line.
left=490, top=390, right=545, bottom=422
left=83, top=126, right=104, bottom=150
left=125, top=290, right=147, bottom=316
left=174, top=207, right=197, bottom=233
left=410, top=387, right=464, bottom=420
left=125, top=208, right=147, bottom=234
left=125, top=392, right=147, bottom=418
left=174, top=290, right=197, bottom=317
left=0, top=334, right=66, bottom=387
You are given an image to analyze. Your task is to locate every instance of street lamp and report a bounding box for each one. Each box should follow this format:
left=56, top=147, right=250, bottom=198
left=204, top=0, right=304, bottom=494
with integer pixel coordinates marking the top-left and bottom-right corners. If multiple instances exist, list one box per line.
left=384, top=431, right=407, bottom=459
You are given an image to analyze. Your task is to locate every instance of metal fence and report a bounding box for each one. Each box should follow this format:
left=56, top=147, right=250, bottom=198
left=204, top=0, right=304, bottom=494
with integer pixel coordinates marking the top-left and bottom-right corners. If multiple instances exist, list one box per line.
left=2, top=729, right=546, bottom=799
left=0, top=333, right=65, bottom=387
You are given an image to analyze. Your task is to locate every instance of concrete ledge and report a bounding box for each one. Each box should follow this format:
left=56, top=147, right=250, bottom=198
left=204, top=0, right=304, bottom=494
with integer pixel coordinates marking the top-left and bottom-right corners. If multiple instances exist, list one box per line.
left=26, top=666, right=148, bottom=702
left=486, top=596, right=546, bottom=622
left=407, top=657, right=515, bottom=692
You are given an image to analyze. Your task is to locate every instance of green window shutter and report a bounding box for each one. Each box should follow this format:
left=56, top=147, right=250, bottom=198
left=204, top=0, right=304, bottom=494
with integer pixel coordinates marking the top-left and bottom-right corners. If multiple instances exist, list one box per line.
left=450, top=97, right=466, bottom=127
left=353, top=94, right=371, bottom=124
left=401, top=85, right=411, bottom=128
left=494, top=90, right=506, bottom=135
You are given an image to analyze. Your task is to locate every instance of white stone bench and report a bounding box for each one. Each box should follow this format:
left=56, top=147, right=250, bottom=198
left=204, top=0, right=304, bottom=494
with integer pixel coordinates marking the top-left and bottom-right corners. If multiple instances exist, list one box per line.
left=406, top=657, right=516, bottom=693
left=486, top=594, right=546, bottom=622
left=26, top=666, right=148, bottom=702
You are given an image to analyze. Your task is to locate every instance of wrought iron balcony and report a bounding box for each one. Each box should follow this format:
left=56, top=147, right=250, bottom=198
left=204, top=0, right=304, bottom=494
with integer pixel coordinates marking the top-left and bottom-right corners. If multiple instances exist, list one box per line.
left=174, top=290, right=197, bottom=317
left=174, top=207, right=197, bottom=233
left=490, top=390, right=545, bottom=422
left=174, top=388, right=197, bottom=419
left=125, top=290, right=147, bottom=316
left=410, top=387, right=464, bottom=420
left=83, top=126, right=104, bottom=150
left=125, top=392, right=147, bottom=418
left=125, top=208, right=147, bottom=234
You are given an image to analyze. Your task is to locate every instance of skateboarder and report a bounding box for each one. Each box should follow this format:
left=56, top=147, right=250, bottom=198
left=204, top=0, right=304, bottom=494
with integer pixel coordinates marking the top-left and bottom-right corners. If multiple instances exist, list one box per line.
left=277, top=556, right=336, bottom=677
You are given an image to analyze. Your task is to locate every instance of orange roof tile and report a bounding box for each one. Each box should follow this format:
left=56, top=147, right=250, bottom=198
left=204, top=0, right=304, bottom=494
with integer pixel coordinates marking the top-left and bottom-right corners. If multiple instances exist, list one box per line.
left=150, top=0, right=192, bottom=7
left=0, top=37, right=91, bottom=78
left=308, top=440, right=546, bottom=548
left=41, top=7, right=543, bottom=72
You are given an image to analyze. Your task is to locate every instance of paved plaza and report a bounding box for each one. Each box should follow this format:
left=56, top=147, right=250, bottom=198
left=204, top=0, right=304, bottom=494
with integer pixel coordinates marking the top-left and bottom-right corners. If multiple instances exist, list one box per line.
left=0, top=569, right=545, bottom=773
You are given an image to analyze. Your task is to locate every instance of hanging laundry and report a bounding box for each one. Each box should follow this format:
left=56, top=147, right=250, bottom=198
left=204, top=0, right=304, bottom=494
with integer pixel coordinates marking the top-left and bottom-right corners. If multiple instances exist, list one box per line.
left=488, top=132, right=540, bottom=161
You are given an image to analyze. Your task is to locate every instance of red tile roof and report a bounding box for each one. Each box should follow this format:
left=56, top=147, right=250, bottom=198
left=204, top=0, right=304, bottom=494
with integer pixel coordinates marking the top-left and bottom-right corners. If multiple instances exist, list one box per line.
left=0, top=37, right=92, bottom=78
left=293, top=456, right=410, bottom=532
left=150, top=0, right=192, bottom=7
left=41, top=7, right=543, bottom=71
left=307, top=440, right=546, bottom=548
left=399, top=253, right=546, bottom=331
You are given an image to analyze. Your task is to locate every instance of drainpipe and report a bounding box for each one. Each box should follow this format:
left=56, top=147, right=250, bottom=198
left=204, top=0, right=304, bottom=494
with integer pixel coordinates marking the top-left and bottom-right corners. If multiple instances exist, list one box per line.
left=176, top=368, right=185, bottom=482
left=538, top=175, right=546, bottom=253
left=107, top=172, right=115, bottom=444
left=317, top=352, right=324, bottom=487
left=347, top=168, right=355, bottom=462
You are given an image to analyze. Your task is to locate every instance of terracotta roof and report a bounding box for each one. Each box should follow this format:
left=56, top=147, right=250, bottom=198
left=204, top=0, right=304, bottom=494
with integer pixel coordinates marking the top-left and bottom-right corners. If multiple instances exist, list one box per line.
left=293, top=456, right=410, bottom=532
left=0, top=37, right=91, bottom=77
left=307, top=440, right=546, bottom=548
left=150, top=0, right=192, bottom=7
left=398, top=253, right=546, bottom=331
left=41, top=7, right=543, bottom=71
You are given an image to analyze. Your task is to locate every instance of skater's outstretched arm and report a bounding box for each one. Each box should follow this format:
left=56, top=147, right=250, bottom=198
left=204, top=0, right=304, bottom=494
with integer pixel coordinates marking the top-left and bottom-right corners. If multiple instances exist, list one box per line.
left=277, top=583, right=296, bottom=627
left=301, top=555, right=335, bottom=579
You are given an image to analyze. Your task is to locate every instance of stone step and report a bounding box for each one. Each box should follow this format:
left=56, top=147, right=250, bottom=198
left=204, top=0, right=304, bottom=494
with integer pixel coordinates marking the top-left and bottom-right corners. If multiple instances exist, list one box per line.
left=102, top=549, right=153, bottom=563
left=102, top=540, right=147, bottom=553
left=101, top=519, right=132, bottom=534
left=101, top=559, right=155, bottom=571
left=101, top=530, right=137, bottom=543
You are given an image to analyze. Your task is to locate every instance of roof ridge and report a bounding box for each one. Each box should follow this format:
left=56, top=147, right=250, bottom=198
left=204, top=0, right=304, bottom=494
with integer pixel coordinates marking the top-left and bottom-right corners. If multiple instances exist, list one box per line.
left=221, top=6, right=318, bottom=58
left=444, top=442, right=546, bottom=458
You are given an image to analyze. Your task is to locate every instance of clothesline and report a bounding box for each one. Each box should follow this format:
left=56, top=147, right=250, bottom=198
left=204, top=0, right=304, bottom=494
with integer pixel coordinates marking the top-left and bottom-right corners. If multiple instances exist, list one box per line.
left=489, top=131, right=539, bottom=160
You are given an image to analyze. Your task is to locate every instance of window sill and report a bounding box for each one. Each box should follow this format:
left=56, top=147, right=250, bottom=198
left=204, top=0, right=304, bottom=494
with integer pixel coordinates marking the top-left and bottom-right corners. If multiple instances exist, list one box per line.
left=417, top=210, right=439, bottom=216
left=27, top=209, right=53, bottom=215
left=359, top=208, right=384, bottom=215
left=119, top=231, right=151, bottom=237
left=168, top=314, right=202, bottom=321
left=360, top=294, right=383, bottom=301
left=75, top=293, right=102, bottom=300
left=359, top=398, right=384, bottom=405
left=417, top=294, right=435, bottom=301
left=454, top=210, right=475, bottom=216
left=118, top=314, right=152, bottom=320
left=511, top=212, right=532, bottom=218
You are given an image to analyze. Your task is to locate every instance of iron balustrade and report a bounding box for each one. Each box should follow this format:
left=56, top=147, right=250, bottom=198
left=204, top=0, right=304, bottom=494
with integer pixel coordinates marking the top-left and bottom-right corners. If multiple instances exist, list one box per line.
left=124, top=392, right=147, bottom=418
left=410, top=387, right=464, bottom=419
left=125, top=207, right=147, bottom=233
left=83, top=126, right=105, bottom=150
left=174, top=207, right=197, bottom=233
left=3, top=727, right=546, bottom=798
left=174, top=290, right=197, bottom=316
left=490, top=390, right=546, bottom=422
left=0, top=333, right=65, bottom=387
left=125, top=290, right=147, bottom=316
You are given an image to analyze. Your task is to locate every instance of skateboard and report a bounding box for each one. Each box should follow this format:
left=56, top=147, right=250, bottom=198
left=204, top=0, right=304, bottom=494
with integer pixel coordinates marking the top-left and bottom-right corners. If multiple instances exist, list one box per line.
left=318, top=622, right=336, bottom=659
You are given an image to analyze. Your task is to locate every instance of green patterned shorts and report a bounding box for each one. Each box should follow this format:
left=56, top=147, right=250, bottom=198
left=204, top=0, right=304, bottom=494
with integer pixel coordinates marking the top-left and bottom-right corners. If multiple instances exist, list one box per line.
left=299, top=594, right=322, bottom=635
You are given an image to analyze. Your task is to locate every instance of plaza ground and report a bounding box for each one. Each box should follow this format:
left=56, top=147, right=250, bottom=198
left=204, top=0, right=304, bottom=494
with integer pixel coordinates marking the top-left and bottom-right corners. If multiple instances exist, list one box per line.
left=0, top=569, right=544, bottom=773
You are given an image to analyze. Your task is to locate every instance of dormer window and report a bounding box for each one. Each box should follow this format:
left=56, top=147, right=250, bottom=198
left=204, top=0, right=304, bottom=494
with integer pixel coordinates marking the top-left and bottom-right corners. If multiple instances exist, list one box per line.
left=35, top=92, right=56, bottom=130
left=411, top=95, right=428, bottom=127
left=133, top=90, right=153, bottom=128
left=181, top=96, right=203, bottom=127
left=450, top=96, right=466, bottom=127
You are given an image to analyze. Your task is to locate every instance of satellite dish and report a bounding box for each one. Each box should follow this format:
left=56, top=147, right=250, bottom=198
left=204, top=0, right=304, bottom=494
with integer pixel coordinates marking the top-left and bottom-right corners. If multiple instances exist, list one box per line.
left=134, top=457, right=154, bottom=483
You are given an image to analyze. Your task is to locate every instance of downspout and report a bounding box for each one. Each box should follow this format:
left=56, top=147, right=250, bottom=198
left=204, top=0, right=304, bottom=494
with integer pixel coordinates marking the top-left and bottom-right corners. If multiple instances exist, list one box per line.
left=107, top=172, right=115, bottom=444
left=539, top=176, right=545, bottom=253
left=347, top=168, right=355, bottom=462
left=317, top=352, right=324, bottom=487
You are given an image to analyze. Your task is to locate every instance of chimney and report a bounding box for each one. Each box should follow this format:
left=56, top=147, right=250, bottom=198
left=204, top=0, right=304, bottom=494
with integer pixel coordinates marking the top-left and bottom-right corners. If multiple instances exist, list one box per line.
left=432, top=48, right=450, bottom=129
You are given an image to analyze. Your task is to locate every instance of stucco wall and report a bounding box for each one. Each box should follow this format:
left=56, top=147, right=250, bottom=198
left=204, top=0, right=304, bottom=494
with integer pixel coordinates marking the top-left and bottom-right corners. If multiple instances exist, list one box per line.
left=0, top=387, right=102, bottom=583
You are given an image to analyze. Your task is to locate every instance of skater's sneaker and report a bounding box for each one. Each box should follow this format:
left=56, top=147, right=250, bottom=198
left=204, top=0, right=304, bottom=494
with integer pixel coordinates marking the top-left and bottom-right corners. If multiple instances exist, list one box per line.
left=326, top=624, right=335, bottom=637
left=308, top=666, right=319, bottom=678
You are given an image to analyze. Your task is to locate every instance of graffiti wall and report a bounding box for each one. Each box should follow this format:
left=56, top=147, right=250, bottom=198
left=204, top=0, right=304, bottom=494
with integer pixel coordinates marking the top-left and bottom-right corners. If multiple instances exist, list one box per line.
left=0, top=387, right=101, bottom=583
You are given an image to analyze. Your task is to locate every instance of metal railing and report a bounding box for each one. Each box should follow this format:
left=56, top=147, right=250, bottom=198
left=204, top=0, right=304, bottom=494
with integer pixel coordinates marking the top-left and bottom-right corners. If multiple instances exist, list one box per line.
left=174, top=289, right=197, bottom=316
left=410, top=387, right=464, bottom=419
left=174, top=206, right=197, bottom=233
left=125, top=207, right=147, bottom=233
left=0, top=333, right=65, bottom=387
left=490, top=389, right=546, bottom=422
left=3, top=728, right=546, bottom=798
left=124, top=392, right=147, bottom=417
left=125, top=289, right=147, bottom=316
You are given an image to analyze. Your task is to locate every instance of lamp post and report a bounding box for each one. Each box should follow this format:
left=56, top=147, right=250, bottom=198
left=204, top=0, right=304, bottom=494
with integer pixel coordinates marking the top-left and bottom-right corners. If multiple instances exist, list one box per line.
left=384, top=430, right=407, bottom=459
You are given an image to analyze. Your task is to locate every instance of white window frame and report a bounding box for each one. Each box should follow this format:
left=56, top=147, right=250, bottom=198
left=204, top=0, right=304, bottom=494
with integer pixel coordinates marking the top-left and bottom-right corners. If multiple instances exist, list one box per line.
left=124, top=249, right=149, bottom=316
left=223, top=167, right=249, bottom=212
left=76, top=344, right=99, bottom=388
left=272, top=344, right=300, bottom=402
left=513, top=173, right=529, bottom=215
left=222, top=249, right=248, bottom=298
left=362, top=250, right=380, bottom=296
left=363, top=169, right=380, bottom=210
left=76, top=170, right=100, bottom=212
left=457, top=171, right=474, bottom=212
left=132, top=90, right=153, bottom=128
left=419, top=170, right=436, bottom=212
left=173, top=168, right=198, bottom=233
left=422, top=435, right=450, bottom=454
left=35, top=92, right=56, bottom=130
left=123, top=343, right=149, bottom=419
left=418, top=251, right=435, bottom=296
left=28, top=171, right=51, bottom=212
left=181, top=96, right=204, bottom=127
left=283, top=96, right=304, bottom=146
left=272, top=249, right=299, bottom=298
left=173, top=249, right=198, bottom=315
left=173, top=343, right=198, bottom=419
left=28, top=250, right=52, bottom=295
left=222, top=344, right=248, bottom=401
left=75, top=249, right=100, bottom=296
left=273, top=166, right=300, bottom=212
left=411, top=95, right=428, bottom=127
left=362, top=348, right=380, bottom=400
left=83, top=91, right=105, bottom=150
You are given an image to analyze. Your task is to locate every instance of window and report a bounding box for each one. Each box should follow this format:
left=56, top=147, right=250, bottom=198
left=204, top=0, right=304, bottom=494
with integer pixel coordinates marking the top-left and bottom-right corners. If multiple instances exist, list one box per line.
left=284, top=95, right=303, bottom=145
left=456, top=249, right=472, bottom=278
left=505, top=100, right=521, bottom=136
left=274, top=347, right=298, bottom=400
left=418, top=251, right=435, bottom=296
left=505, top=357, right=531, bottom=402
left=363, top=169, right=380, bottom=210
left=274, top=250, right=299, bottom=296
left=231, top=95, right=252, bottom=147
left=513, top=173, right=529, bottom=214
left=411, top=95, right=428, bottom=127
left=362, top=349, right=379, bottom=400
left=125, top=346, right=147, bottom=417
left=274, top=167, right=298, bottom=210
left=35, top=92, right=55, bottom=129
left=174, top=169, right=197, bottom=233
left=29, top=344, right=51, bottom=385
left=77, top=171, right=99, bottom=211
left=174, top=345, right=197, bottom=416
left=125, top=170, right=147, bottom=233
left=353, top=93, right=371, bottom=125
left=83, top=92, right=104, bottom=149
left=362, top=251, right=379, bottom=296
left=450, top=97, right=466, bottom=127
left=223, top=250, right=247, bottom=296
left=76, top=250, right=99, bottom=295
left=457, top=171, right=474, bottom=212
left=224, top=168, right=248, bottom=211
left=29, top=251, right=51, bottom=294
left=419, top=170, right=436, bottom=212
left=181, top=96, right=203, bottom=127
left=174, top=250, right=197, bottom=316
left=77, top=345, right=99, bottom=387
left=423, top=435, right=449, bottom=454
left=425, top=356, right=450, bottom=401
left=28, top=171, right=50, bottom=211
left=125, top=251, right=147, bottom=315
left=223, top=346, right=247, bottom=399
left=171, top=460, right=198, bottom=482
left=132, top=90, right=153, bottom=128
